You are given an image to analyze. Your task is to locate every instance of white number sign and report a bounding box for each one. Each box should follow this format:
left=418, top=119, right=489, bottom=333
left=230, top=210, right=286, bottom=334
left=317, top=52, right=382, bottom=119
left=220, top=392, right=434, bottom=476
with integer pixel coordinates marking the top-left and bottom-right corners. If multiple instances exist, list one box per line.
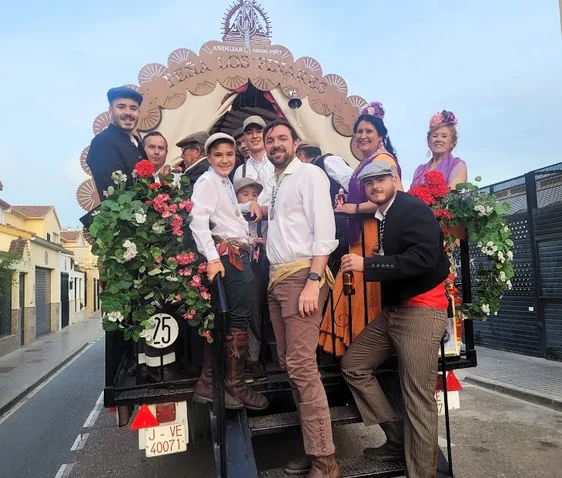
left=148, top=313, right=179, bottom=349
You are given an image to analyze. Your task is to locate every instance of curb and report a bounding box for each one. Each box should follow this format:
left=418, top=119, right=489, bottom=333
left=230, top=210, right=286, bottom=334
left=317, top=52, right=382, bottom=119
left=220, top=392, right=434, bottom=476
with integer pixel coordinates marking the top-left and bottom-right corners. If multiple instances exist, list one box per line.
left=0, top=342, right=90, bottom=417
left=464, top=376, right=562, bottom=412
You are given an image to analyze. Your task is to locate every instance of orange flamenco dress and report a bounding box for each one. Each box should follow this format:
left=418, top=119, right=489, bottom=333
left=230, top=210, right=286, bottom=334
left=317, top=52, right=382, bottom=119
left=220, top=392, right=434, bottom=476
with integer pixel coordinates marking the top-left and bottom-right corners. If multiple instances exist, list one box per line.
left=319, top=152, right=399, bottom=356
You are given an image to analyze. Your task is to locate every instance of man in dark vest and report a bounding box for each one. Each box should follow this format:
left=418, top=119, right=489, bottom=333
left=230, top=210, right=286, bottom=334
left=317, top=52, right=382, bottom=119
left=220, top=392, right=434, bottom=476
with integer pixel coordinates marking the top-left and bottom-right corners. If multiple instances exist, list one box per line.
left=296, top=140, right=354, bottom=274
left=177, top=131, right=210, bottom=186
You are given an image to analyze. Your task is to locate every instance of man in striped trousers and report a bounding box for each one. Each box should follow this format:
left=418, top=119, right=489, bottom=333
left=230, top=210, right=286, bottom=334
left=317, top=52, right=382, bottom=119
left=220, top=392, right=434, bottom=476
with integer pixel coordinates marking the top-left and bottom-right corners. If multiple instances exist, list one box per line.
left=340, top=162, right=450, bottom=478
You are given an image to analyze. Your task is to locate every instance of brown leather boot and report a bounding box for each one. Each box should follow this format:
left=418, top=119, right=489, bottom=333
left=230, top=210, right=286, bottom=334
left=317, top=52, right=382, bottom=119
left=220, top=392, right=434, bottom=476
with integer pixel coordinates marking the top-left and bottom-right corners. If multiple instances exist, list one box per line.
left=307, top=454, right=341, bottom=478
left=193, top=342, right=243, bottom=410
left=364, top=419, right=405, bottom=461
left=225, top=329, right=269, bottom=411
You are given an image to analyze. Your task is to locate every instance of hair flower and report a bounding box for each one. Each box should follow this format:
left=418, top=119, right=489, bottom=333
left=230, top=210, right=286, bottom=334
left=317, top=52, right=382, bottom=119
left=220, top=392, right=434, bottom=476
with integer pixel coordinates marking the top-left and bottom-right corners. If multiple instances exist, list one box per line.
left=429, top=110, right=458, bottom=128
left=359, top=101, right=385, bottom=120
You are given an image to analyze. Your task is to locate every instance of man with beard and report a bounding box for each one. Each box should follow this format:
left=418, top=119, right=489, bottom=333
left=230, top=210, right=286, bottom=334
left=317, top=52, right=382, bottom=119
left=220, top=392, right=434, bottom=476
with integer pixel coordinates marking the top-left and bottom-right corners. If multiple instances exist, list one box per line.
left=340, top=162, right=449, bottom=478
left=86, top=87, right=146, bottom=198
left=263, top=119, right=341, bottom=478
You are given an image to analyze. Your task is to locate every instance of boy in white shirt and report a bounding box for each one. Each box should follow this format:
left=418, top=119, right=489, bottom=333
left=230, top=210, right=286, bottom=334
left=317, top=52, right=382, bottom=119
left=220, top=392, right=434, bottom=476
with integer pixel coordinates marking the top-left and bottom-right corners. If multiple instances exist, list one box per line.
left=190, top=133, right=268, bottom=411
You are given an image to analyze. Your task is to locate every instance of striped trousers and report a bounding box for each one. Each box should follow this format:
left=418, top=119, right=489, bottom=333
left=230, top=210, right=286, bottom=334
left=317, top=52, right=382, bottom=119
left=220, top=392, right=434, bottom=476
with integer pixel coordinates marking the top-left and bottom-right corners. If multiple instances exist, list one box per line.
left=341, top=306, right=447, bottom=478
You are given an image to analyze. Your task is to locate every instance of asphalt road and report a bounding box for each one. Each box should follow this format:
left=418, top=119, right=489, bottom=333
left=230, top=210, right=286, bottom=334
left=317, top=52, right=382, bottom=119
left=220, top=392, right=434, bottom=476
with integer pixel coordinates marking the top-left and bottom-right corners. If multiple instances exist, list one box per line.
left=0, top=340, right=561, bottom=478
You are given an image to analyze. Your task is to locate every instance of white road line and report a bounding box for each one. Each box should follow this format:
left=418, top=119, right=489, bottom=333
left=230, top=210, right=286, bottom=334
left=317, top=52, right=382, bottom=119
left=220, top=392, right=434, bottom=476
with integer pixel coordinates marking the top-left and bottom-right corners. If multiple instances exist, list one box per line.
left=70, top=433, right=90, bottom=451
left=83, top=390, right=104, bottom=428
left=54, top=463, right=75, bottom=478
left=0, top=340, right=99, bottom=426
left=438, top=436, right=456, bottom=449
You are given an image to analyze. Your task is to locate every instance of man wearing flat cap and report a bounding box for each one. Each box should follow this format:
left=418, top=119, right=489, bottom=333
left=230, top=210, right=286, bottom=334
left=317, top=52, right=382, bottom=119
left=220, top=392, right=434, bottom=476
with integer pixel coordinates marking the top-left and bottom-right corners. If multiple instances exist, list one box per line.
left=339, top=162, right=450, bottom=478
left=176, top=131, right=210, bottom=184
left=86, top=86, right=146, bottom=198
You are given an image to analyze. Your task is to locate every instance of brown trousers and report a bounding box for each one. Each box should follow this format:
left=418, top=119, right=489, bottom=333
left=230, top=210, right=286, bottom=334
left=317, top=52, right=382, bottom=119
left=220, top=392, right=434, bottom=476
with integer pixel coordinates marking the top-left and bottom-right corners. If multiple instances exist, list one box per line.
left=268, top=268, right=334, bottom=457
left=341, top=306, right=447, bottom=478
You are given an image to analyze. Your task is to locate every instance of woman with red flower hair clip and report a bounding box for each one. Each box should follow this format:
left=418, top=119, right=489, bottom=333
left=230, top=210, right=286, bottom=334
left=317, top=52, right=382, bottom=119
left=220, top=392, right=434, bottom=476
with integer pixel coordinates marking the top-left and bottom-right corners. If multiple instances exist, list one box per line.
left=411, top=110, right=467, bottom=189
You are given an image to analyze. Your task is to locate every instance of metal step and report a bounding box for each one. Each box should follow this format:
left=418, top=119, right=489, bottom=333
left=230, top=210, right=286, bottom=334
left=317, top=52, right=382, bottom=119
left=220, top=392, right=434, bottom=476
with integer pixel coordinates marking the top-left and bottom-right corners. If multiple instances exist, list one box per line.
left=260, top=456, right=405, bottom=478
left=249, top=405, right=362, bottom=436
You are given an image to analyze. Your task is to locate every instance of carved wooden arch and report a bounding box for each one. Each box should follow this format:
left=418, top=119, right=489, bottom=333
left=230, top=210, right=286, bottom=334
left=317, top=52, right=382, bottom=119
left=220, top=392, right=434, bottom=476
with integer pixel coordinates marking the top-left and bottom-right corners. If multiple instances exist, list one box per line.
left=77, top=39, right=367, bottom=243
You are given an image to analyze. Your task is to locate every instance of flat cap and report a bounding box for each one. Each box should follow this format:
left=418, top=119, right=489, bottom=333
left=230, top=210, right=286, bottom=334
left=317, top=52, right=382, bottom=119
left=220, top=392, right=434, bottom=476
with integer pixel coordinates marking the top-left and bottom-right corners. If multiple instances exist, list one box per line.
left=296, top=139, right=321, bottom=153
left=107, top=86, right=143, bottom=105
left=243, top=115, right=266, bottom=132
left=204, top=132, right=236, bottom=156
left=234, top=177, right=264, bottom=195
left=233, top=127, right=245, bottom=139
left=357, top=161, right=397, bottom=182
left=176, top=131, right=209, bottom=149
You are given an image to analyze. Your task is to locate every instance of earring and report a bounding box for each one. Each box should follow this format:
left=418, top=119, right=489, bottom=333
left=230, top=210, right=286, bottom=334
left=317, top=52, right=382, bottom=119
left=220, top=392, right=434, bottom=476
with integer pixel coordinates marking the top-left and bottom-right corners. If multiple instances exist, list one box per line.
left=426, top=149, right=432, bottom=159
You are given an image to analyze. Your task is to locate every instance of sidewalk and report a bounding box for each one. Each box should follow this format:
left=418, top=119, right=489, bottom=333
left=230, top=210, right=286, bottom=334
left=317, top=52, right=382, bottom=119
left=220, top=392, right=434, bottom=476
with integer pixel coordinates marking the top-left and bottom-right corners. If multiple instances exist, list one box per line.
left=454, top=346, right=562, bottom=412
left=0, top=313, right=103, bottom=415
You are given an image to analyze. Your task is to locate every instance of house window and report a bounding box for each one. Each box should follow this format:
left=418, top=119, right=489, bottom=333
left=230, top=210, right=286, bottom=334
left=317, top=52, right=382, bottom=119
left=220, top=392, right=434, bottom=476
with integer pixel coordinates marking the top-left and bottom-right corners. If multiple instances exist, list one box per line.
left=53, top=233, right=59, bottom=244
left=0, top=207, right=4, bottom=225
left=46, top=233, right=51, bottom=242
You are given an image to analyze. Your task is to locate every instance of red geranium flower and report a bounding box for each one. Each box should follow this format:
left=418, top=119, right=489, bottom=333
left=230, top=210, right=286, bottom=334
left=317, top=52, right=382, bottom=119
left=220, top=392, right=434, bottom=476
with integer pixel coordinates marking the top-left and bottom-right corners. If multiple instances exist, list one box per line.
left=149, top=183, right=160, bottom=190
left=135, top=160, right=155, bottom=178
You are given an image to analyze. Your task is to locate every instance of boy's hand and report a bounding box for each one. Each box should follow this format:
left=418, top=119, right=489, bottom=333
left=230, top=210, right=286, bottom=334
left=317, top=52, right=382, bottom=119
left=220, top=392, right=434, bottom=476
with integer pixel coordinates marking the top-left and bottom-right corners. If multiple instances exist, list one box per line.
left=207, top=260, right=225, bottom=281
left=249, top=201, right=263, bottom=222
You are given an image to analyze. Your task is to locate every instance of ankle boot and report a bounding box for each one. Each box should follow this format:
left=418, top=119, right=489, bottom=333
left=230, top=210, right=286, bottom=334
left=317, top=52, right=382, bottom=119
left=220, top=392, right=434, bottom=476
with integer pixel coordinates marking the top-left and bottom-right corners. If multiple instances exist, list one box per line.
left=193, top=342, right=243, bottom=410
left=364, top=419, right=405, bottom=461
left=307, top=454, right=341, bottom=478
left=225, top=329, right=269, bottom=411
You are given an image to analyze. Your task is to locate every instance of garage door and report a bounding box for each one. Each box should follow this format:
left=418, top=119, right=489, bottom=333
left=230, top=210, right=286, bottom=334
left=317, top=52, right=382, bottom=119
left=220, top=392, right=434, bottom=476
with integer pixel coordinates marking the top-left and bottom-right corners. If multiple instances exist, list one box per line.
left=35, top=267, right=51, bottom=336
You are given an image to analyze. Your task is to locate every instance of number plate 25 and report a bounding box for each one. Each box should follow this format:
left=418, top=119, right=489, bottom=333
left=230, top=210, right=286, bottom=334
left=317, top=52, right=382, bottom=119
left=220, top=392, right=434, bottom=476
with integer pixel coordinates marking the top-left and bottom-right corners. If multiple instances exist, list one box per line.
left=148, top=313, right=179, bottom=349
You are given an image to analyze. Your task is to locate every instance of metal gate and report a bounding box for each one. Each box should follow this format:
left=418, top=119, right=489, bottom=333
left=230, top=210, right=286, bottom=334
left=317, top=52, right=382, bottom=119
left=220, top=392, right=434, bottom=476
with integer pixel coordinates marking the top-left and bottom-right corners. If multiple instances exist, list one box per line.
left=61, top=273, right=69, bottom=328
left=0, top=277, right=11, bottom=338
left=35, top=267, right=51, bottom=336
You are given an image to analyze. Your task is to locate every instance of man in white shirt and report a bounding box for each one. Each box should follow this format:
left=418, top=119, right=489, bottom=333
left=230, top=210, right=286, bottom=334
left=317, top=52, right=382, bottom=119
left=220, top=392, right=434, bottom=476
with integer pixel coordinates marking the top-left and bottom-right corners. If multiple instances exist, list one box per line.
left=190, top=133, right=267, bottom=412
left=263, top=120, right=341, bottom=478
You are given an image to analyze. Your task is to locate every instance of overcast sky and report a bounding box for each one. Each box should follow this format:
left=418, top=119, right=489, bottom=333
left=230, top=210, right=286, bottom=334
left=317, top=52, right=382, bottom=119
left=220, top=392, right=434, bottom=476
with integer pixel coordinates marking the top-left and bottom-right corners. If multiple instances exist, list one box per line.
left=1, top=0, right=561, bottom=227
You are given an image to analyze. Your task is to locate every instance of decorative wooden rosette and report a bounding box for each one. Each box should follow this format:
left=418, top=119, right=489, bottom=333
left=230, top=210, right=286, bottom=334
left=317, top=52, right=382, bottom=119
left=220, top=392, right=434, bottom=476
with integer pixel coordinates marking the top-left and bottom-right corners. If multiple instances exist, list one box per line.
left=77, top=178, right=100, bottom=212
left=183, top=42, right=217, bottom=96
left=166, top=48, right=200, bottom=96
left=82, top=226, right=95, bottom=245
left=279, top=56, right=322, bottom=101
left=92, top=110, right=112, bottom=135
left=138, top=63, right=186, bottom=114
left=250, top=45, right=293, bottom=92
left=79, top=146, right=91, bottom=176
left=309, top=73, right=348, bottom=117
left=333, top=95, right=367, bottom=137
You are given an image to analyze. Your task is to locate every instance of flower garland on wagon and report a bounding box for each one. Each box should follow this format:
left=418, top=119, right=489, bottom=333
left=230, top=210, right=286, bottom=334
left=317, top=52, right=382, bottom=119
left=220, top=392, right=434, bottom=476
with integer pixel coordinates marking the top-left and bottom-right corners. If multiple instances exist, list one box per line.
left=89, top=160, right=214, bottom=343
left=409, top=171, right=515, bottom=319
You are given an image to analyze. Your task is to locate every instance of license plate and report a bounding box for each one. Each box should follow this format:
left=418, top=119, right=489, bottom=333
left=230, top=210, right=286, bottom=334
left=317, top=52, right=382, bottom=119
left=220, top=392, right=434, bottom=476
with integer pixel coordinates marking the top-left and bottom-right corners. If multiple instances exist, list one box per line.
left=145, top=423, right=187, bottom=457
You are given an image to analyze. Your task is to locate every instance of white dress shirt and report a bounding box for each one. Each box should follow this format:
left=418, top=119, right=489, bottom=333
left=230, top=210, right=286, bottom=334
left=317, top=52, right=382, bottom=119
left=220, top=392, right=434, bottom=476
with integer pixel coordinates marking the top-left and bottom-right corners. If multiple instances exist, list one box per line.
left=190, top=169, right=249, bottom=262
left=266, top=158, right=339, bottom=265
left=233, top=153, right=276, bottom=207
left=320, top=155, right=354, bottom=192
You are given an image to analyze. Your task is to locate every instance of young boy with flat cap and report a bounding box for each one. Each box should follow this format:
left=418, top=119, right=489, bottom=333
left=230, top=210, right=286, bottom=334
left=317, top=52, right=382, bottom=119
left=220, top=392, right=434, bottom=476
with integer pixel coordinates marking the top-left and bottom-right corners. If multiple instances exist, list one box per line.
left=189, top=133, right=268, bottom=411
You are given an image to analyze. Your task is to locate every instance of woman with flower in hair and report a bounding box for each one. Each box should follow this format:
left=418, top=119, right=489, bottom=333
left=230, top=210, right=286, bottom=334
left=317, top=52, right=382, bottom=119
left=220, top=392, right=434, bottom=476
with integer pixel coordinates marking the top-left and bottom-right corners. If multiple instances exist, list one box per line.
left=411, top=110, right=467, bottom=189
left=320, top=101, right=401, bottom=356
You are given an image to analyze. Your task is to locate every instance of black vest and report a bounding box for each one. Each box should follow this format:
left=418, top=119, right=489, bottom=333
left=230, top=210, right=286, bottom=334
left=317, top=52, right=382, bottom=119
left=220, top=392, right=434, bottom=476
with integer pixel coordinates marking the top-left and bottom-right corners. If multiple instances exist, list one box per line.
left=312, top=154, right=345, bottom=200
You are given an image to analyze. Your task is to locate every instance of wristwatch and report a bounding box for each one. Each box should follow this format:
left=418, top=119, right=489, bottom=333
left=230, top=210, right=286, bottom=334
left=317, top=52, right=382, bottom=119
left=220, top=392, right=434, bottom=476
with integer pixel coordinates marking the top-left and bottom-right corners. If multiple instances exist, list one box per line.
left=308, top=272, right=322, bottom=282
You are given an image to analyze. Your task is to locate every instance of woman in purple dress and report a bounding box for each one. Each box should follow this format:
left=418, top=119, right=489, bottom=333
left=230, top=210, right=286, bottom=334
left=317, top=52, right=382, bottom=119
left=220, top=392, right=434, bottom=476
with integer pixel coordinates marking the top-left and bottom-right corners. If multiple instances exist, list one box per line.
left=411, top=110, right=467, bottom=189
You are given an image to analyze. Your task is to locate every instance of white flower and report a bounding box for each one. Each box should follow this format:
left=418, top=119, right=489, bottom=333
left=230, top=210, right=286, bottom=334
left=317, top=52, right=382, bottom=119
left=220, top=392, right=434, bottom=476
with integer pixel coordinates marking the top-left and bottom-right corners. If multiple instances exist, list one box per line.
left=481, top=303, right=491, bottom=315
left=507, top=251, right=513, bottom=261
left=170, top=172, right=182, bottom=189
left=166, top=276, right=179, bottom=282
left=477, top=242, right=483, bottom=248
left=497, top=251, right=505, bottom=263
left=133, top=279, right=143, bottom=289
left=122, top=240, right=138, bottom=262
left=152, top=223, right=165, bottom=234
left=502, top=225, right=510, bottom=234
left=134, top=213, right=147, bottom=225
left=131, top=169, right=138, bottom=178
left=485, top=206, right=493, bottom=215
left=105, top=311, right=124, bottom=323
left=91, top=210, right=100, bottom=217
left=139, top=329, right=152, bottom=340
left=506, top=280, right=513, bottom=290
left=475, top=205, right=486, bottom=216
left=499, top=271, right=507, bottom=282
left=483, top=241, right=498, bottom=256
left=111, top=170, right=128, bottom=184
